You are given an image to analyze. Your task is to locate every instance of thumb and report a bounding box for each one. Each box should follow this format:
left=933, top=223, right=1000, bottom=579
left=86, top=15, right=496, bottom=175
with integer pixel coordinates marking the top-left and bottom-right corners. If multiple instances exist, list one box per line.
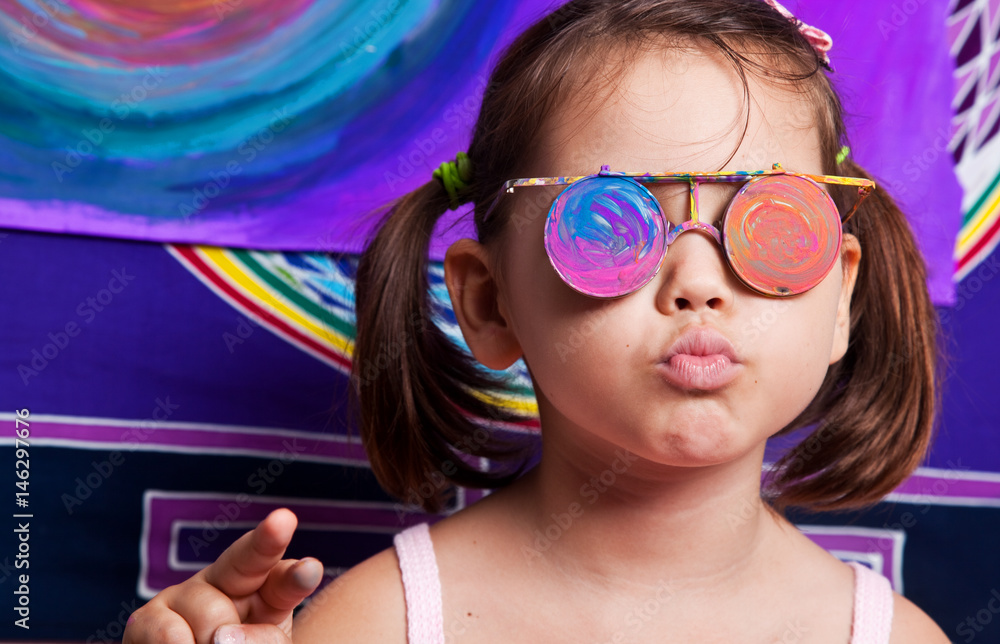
left=249, top=557, right=324, bottom=625
left=213, top=624, right=290, bottom=644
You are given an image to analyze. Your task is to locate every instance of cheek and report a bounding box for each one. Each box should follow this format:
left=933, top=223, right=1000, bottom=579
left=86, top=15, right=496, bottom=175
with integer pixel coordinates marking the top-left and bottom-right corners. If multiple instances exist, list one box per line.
left=747, top=285, right=841, bottom=409
left=512, top=285, right=624, bottom=380
left=502, top=212, right=606, bottom=363
left=503, top=246, right=642, bottom=412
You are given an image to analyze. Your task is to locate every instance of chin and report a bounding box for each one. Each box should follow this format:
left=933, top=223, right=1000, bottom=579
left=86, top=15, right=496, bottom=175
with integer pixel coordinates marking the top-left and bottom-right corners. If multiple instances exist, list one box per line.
left=652, top=425, right=760, bottom=469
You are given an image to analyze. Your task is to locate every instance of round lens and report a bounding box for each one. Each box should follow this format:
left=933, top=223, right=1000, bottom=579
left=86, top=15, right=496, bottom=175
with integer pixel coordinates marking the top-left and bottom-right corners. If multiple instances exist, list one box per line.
left=544, top=176, right=666, bottom=298
left=723, top=174, right=841, bottom=296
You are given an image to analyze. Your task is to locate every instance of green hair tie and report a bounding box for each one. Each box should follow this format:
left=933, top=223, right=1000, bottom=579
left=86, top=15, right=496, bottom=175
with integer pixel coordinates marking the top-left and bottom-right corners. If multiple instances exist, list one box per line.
left=836, top=145, right=850, bottom=165
left=433, top=152, right=473, bottom=209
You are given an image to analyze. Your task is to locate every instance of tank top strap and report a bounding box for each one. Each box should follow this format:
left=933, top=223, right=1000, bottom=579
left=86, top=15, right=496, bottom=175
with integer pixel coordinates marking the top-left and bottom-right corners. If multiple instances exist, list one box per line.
left=847, top=561, right=894, bottom=644
left=393, top=523, right=445, bottom=644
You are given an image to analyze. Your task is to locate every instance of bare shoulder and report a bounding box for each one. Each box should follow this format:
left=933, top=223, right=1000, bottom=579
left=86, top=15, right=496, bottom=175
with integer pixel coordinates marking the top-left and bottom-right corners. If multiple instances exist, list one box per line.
left=293, top=546, right=407, bottom=644
left=889, top=592, right=949, bottom=644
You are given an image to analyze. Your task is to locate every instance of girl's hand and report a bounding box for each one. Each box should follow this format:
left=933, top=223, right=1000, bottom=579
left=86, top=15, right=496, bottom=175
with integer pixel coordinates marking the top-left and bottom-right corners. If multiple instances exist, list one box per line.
left=123, top=508, right=324, bottom=644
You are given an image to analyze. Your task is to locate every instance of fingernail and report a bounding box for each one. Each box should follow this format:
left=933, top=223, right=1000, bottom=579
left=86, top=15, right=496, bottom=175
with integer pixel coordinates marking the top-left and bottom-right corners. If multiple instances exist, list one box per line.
left=292, top=558, right=323, bottom=588
left=214, top=625, right=245, bottom=644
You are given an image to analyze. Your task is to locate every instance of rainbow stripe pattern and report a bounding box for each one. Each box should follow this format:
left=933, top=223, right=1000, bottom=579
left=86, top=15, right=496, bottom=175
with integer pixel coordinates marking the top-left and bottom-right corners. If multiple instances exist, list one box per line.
left=167, top=243, right=539, bottom=420
left=950, top=0, right=1000, bottom=279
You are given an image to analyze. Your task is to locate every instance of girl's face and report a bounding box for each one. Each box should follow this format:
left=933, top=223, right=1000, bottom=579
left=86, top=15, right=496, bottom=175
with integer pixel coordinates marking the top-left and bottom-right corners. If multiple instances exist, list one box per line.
left=468, top=47, right=859, bottom=472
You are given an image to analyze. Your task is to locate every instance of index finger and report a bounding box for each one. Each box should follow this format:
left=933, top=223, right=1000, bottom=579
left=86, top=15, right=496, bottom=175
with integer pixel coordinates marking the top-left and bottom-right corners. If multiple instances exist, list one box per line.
left=202, top=508, right=298, bottom=598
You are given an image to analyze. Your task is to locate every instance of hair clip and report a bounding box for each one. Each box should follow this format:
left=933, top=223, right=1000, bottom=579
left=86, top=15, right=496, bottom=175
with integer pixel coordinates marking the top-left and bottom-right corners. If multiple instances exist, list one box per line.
left=763, top=0, right=833, bottom=68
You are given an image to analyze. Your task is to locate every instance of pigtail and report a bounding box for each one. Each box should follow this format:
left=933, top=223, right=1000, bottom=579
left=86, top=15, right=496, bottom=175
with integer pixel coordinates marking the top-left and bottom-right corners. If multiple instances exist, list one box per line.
left=766, top=159, right=941, bottom=512
left=353, top=179, right=530, bottom=513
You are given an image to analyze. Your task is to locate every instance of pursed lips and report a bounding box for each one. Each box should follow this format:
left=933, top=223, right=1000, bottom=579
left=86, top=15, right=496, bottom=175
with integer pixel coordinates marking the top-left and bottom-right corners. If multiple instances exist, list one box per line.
left=658, top=327, right=742, bottom=391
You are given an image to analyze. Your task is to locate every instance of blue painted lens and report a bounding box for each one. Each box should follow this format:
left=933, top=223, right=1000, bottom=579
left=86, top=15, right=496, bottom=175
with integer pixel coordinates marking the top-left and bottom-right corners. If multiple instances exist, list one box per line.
left=544, top=176, right=666, bottom=298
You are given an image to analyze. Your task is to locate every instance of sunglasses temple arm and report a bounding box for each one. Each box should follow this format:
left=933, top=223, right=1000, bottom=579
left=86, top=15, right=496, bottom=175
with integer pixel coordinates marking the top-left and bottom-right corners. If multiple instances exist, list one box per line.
left=840, top=185, right=874, bottom=224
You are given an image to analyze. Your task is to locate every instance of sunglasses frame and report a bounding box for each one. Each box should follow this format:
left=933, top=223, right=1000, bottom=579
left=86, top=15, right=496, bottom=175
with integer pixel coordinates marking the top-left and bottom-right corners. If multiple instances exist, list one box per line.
left=498, top=163, right=875, bottom=298
left=502, top=163, right=874, bottom=223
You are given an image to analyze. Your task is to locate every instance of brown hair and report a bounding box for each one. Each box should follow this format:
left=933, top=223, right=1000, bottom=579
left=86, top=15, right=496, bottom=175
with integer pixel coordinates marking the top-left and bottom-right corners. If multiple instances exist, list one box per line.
left=353, top=0, right=939, bottom=513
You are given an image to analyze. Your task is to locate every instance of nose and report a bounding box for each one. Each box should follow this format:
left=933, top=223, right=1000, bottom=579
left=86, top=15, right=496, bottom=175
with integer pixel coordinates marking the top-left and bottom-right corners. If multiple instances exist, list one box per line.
left=653, top=227, right=735, bottom=314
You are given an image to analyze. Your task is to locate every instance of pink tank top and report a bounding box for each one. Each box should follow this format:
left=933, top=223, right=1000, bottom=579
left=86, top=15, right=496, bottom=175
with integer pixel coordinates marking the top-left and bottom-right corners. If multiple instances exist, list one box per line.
left=394, top=524, right=894, bottom=644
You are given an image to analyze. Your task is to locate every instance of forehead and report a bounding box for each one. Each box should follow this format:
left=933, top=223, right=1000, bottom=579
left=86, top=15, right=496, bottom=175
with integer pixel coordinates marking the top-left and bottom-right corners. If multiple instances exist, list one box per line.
left=530, top=45, right=823, bottom=178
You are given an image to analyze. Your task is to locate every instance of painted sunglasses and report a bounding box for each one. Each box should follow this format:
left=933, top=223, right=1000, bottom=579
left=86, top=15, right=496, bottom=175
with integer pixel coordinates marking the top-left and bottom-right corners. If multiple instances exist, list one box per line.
left=501, top=163, right=875, bottom=298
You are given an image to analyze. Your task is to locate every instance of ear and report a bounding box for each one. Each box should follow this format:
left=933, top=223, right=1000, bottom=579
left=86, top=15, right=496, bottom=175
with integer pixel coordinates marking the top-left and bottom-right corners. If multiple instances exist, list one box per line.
left=444, top=238, right=523, bottom=370
left=829, top=233, right=861, bottom=365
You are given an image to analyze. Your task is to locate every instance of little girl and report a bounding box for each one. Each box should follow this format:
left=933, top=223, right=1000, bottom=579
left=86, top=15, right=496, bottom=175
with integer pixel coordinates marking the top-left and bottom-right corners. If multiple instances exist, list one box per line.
left=125, top=1, right=949, bottom=642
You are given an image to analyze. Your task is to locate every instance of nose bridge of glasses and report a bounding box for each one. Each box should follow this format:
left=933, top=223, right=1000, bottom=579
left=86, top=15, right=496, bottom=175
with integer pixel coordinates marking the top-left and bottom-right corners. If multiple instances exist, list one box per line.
left=664, top=219, right=722, bottom=246
left=654, top=176, right=740, bottom=234
left=659, top=178, right=732, bottom=251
